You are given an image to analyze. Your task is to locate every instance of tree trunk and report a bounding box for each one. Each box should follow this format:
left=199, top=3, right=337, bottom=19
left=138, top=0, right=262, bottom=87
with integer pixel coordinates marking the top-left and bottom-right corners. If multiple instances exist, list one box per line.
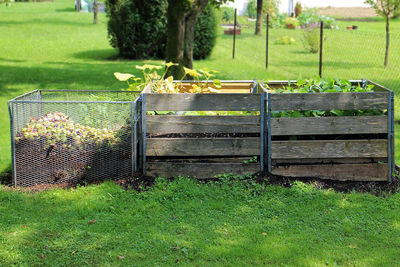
left=76, top=0, right=81, bottom=12
left=166, top=0, right=209, bottom=79
left=93, top=0, right=98, bottom=24
left=166, top=0, right=187, bottom=79
left=384, top=15, right=390, bottom=67
left=255, top=0, right=263, bottom=35
left=183, top=6, right=206, bottom=69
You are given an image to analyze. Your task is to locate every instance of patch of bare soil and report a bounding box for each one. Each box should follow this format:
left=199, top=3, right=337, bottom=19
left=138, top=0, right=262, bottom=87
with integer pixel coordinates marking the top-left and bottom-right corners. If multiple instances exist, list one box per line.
left=317, top=7, right=377, bottom=18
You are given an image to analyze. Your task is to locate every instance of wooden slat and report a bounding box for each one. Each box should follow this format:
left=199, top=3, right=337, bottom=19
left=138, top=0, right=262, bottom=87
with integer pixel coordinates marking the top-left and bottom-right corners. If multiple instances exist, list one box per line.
left=146, top=138, right=260, bottom=156
left=271, top=116, right=387, bottom=135
left=147, top=115, right=260, bottom=134
left=147, top=162, right=259, bottom=178
left=145, top=94, right=260, bottom=111
left=269, top=92, right=388, bottom=111
left=272, top=157, right=387, bottom=165
left=271, top=140, right=387, bottom=159
left=271, top=163, right=388, bottom=181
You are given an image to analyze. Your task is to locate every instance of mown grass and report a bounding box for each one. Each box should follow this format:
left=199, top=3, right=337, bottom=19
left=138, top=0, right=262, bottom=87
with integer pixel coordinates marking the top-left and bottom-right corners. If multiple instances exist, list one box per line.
left=1, top=178, right=400, bottom=266
left=1, top=0, right=399, bottom=171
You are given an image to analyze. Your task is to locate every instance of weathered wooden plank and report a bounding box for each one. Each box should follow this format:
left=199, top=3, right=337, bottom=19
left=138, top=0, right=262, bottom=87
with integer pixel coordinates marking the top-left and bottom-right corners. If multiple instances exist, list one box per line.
left=272, top=157, right=387, bottom=165
left=146, top=162, right=259, bottom=178
left=269, top=92, right=388, bottom=111
left=271, top=116, right=387, bottom=135
left=145, top=94, right=260, bottom=111
left=147, top=115, right=260, bottom=134
left=146, top=138, right=260, bottom=156
left=271, top=140, right=387, bottom=159
left=148, top=157, right=256, bottom=163
left=271, top=163, right=388, bottom=181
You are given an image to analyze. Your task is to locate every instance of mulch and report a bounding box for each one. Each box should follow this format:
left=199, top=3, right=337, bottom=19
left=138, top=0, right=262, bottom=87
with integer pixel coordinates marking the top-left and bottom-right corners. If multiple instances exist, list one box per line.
left=2, top=167, right=399, bottom=196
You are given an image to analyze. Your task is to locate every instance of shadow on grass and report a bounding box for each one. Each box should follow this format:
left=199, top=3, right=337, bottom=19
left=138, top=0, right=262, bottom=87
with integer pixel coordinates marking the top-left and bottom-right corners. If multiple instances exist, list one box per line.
left=0, top=179, right=399, bottom=265
left=0, top=61, right=147, bottom=98
left=0, top=18, right=93, bottom=27
left=72, top=49, right=120, bottom=61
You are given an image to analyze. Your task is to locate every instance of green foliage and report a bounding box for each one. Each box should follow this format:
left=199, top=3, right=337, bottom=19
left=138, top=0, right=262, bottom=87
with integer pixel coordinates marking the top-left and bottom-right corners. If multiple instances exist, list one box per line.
left=246, top=0, right=280, bottom=19
left=193, top=5, right=217, bottom=60
left=105, top=0, right=168, bottom=59
left=297, top=12, right=337, bottom=29
left=301, top=23, right=320, bottom=53
left=114, top=63, right=221, bottom=93
left=270, top=78, right=385, bottom=117
left=275, top=36, right=296, bottom=45
left=105, top=0, right=217, bottom=59
left=221, top=6, right=234, bottom=22
left=284, top=17, right=299, bottom=28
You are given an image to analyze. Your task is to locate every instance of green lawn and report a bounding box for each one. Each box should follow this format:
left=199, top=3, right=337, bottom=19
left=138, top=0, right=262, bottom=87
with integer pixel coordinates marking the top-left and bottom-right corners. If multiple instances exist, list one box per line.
left=1, top=178, right=400, bottom=266
left=0, top=0, right=399, bottom=171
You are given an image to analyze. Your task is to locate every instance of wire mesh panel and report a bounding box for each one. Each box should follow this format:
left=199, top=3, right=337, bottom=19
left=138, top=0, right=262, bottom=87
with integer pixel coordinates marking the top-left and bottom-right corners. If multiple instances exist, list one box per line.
left=9, top=90, right=140, bottom=187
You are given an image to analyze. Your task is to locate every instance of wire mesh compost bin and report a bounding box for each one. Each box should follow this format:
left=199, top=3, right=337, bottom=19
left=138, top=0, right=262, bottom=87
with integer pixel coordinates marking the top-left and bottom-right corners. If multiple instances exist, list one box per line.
left=8, top=90, right=141, bottom=187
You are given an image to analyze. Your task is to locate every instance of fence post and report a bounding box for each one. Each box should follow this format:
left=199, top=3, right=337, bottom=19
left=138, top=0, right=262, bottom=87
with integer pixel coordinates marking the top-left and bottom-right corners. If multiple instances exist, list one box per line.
left=8, top=101, right=16, bottom=186
left=141, top=94, right=147, bottom=175
left=266, top=13, right=269, bottom=69
left=388, top=90, right=395, bottom=182
left=131, top=101, right=136, bottom=174
left=233, top=8, right=237, bottom=59
left=319, top=21, right=323, bottom=77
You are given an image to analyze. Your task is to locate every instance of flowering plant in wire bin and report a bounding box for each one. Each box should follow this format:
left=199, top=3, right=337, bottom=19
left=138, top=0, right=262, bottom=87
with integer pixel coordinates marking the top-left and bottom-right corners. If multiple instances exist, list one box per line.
left=301, top=23, right=320, bottom=53
left=114, top=62, right=222, bottom=94
left=15, top=112, right=120, bottom=150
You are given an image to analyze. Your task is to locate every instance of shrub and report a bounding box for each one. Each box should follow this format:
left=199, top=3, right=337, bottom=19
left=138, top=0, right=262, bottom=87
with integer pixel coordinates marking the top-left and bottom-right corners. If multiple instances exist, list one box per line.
left=221, top=6, right=234, bottom=23
left=295, top=2, right=302, bottom=17
left=193, top=5, right=217, bottom=60
left=246, top=0, right=279, bottom=19
left=301, top=23, right=319, bottom=53
left=284, top=17, right=299, bottom=29
left=105, top=0, right=217, bottom=59
left=297, top=12, right=337, bottom=29
left=275, top=36, right=296, bottom=45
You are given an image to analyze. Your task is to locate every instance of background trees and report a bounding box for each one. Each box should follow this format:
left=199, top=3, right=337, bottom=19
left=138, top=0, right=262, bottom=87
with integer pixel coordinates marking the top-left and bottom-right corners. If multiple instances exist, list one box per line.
left=365, top=0, right=400, bottom=67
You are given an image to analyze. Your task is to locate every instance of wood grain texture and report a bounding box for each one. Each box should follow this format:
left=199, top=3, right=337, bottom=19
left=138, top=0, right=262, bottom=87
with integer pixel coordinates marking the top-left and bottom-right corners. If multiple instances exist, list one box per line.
left=145, top=94, right=261, bottom=111
left=271, top=116, right=388, bottom=135
left=269, top=92, right=388, bottom=111
left=146, top=138, right=260, bottom=156
left=147, top=115, right=260, bottom=134
left=146, top=162, right=259, bottom=178
left=271, top=140, right=387, bottom=159
left=271, top=163, right=388, bottom=181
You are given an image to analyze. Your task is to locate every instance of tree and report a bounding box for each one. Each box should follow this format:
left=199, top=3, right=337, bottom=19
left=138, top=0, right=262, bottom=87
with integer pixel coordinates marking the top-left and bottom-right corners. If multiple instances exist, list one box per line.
left=76, top=0, right=81, bottom=11
left=255, top=0, right=263, bottom=35
left=365, top=0, right=400, bottom=67
left=93, top=0, right=98, bottom=24
left=166, top=0, right=231, bottom=78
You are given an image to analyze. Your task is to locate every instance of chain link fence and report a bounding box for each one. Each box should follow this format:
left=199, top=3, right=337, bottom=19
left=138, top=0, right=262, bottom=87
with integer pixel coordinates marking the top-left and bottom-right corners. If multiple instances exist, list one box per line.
left=8, top=90, right=141, bottom=187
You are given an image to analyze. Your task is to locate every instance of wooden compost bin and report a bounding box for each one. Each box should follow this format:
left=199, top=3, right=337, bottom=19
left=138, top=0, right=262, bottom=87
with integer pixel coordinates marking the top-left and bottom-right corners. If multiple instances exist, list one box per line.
left=262, top=80, right=395, bottom=182
left=141, top=80, right=262, bottom=178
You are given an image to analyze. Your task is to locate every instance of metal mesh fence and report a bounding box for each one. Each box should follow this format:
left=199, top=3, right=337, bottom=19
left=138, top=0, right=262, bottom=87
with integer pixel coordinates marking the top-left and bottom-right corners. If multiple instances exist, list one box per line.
left=8, top=90, right=141, bottom=187
left=323, top=27, right=400, bottom=93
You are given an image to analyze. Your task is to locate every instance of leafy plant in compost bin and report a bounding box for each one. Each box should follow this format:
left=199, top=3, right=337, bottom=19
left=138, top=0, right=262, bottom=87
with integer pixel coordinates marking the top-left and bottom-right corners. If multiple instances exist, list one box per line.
left=114, top=62, right=222, bottom=94
left=266, top=78, right=385, bottom=118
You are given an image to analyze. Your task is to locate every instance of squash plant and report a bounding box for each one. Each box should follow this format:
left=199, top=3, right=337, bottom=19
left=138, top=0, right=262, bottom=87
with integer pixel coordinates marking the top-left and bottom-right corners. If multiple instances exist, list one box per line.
left=114, top=62, right=222, bottom=94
